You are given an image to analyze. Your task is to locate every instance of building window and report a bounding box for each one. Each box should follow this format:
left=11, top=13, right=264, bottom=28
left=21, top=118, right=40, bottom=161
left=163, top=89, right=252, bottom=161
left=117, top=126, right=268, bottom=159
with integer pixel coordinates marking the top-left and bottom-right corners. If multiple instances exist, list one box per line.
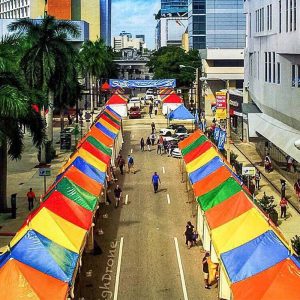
left=294, top=0, right=297, bottom=30
left=265, top=52, right=268, bottom=82
left=249, top=13, right=252, bottom=37
left=270, top=5, right=272, bottom=30
left=292, top=64, right=296, bottom=87
left=286, top=0, right=289, bottom=32
left=268, top=52, right=272, bottom=82
left=290, top=0, right=293, bottom=31
left=258, top=51, right=260, bottom=79
left=279, top=0, right=282, bottom=33
left=277, top=62, right=281, bottom=84
left=250, top=53, right=253, bottom=77
left=267, top=5, right=270, bottom=30
left=273, top=52, right=276, bottom=83
left=261, top=8, right=265, bottom=31
left=298, top=65, right=300, bottom=87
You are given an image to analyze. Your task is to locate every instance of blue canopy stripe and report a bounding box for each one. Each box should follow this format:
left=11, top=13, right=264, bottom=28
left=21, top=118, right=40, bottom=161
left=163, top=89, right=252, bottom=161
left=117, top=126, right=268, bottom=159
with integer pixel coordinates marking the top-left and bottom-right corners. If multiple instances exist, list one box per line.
left=95, top=122, right=117, bottom=139
left=167, top=105, right=195, bottom=120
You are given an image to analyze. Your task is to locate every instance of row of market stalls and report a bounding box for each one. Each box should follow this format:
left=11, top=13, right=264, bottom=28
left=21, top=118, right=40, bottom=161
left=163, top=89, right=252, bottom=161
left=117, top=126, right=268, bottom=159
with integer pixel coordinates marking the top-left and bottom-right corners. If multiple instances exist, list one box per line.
left=0, top=107, right=123, bottom=299
left=178, top=130, right=300, bottom=299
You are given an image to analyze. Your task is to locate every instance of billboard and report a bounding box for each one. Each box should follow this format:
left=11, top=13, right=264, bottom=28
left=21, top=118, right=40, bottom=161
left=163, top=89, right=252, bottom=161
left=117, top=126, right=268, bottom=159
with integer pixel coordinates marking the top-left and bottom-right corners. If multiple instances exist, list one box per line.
left=109, top=79, right=176, bottom=88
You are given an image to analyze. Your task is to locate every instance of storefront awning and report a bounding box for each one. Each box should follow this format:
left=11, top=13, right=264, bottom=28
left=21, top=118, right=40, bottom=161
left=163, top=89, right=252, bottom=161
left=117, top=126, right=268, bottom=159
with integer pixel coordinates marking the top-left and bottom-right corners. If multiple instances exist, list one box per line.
left=248, top=113, right=300, bottom=162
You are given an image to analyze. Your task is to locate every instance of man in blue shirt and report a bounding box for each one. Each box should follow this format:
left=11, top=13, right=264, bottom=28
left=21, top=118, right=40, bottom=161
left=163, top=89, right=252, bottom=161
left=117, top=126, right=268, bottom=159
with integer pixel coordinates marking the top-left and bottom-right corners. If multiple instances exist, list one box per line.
left=152, top=172, right=161, bottom=193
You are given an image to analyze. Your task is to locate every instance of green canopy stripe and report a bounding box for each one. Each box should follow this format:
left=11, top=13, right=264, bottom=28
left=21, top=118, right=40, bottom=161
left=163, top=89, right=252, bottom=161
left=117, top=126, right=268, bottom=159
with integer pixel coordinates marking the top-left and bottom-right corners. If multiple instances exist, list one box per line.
left=86, top=136, right=112, bottom=156
left=103, top=111, right=120, bottom=125
left=181, top=135, right=208, bottom=156
left=56, top=178, right=98, bottom=211
left=197, top=178, right=242, bottom=211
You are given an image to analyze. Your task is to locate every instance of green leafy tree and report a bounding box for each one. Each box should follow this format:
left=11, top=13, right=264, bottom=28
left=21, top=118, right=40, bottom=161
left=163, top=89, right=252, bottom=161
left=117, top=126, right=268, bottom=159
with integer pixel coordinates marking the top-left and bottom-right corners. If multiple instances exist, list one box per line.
left=8, top=16, right=79, bottom=162
left=147, top=46, right=202, bottom=87
left=291, top=235, right=300, bottom=256
left=79, top=38, right=118, bottom=109
left=0, top=35, right=45, bottom=211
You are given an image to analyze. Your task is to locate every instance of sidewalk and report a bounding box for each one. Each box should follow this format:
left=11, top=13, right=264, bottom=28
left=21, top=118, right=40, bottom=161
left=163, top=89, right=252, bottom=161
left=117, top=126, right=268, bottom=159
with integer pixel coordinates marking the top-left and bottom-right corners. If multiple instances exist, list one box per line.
left=0, top=118, right=90, bottom=248
left=230, top=136, right=300, bottom=241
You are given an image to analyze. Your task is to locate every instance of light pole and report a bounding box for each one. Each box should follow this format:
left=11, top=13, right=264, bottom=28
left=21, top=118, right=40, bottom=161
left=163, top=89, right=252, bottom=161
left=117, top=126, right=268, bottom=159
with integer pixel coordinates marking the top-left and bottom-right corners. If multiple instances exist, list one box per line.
left=179, top=65, right=200, bottom=114
left=200, top=77, right=231, bottom=162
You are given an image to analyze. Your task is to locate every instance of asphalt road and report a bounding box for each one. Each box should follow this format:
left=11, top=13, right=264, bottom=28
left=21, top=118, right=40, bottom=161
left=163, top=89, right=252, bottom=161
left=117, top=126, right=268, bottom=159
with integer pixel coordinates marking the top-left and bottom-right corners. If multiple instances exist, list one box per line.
left=77, top=115, right=217, bottom=300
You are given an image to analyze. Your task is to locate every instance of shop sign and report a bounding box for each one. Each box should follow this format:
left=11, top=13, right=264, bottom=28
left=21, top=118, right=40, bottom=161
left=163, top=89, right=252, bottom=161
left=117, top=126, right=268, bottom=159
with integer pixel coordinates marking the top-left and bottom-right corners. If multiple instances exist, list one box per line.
left=242, top=166, right=256, bottom=176
left=216, top=92, right=227, bottom=109
left=215, top=108, right=227, bottom=119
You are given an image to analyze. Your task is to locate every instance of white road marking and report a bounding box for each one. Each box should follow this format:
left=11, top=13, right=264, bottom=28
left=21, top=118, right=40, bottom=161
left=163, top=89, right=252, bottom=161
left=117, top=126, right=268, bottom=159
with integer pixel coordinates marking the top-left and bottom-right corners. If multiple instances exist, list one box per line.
left=125, top=194, right=128, bottom=205
left=113, top=237, right=124, bottom=300
left=167, top=194, right=171, bottom=204
left=162, top=166, right=165, bottom=174
left=130, top=149, right=133, bottom=154
left=174, top=237, right=189, bottom=300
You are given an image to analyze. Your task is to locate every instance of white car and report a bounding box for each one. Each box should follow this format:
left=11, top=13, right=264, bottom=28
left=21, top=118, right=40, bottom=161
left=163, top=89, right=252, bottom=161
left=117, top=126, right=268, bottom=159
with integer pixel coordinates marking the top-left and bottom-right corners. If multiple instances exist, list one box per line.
left=171, top=148, right=182, bottom=158
left=159, top=127, right=176, bottom=136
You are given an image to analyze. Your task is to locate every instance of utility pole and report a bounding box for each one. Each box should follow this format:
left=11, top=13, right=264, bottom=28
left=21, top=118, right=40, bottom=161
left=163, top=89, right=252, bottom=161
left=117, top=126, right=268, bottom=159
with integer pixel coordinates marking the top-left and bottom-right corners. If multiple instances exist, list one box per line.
left=195, top=67, right=199, bottom=115
left=226, top=79, right=231, bottom=162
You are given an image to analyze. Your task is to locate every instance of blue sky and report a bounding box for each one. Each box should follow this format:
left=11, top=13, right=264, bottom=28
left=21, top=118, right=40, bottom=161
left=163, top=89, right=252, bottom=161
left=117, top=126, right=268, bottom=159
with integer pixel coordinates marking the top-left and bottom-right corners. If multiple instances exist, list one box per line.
left=112, top=0, right=160, bottom=49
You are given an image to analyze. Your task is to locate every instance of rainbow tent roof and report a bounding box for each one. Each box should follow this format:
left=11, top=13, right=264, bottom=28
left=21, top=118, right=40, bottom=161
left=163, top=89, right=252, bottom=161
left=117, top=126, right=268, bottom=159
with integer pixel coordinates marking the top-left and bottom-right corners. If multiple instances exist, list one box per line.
left=163, top=94, right=183, bottom=103
left=0, top=107, right=122, bottom=298
left=178, top=129, right=300, bottom=299
left=106, top=94, right=127, bottom=105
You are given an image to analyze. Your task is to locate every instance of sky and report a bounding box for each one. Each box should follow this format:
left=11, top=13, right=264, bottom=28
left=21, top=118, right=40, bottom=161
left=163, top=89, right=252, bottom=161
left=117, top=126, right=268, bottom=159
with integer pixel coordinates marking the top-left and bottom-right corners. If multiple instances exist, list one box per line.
left=112, top=0, right=160, bottom=49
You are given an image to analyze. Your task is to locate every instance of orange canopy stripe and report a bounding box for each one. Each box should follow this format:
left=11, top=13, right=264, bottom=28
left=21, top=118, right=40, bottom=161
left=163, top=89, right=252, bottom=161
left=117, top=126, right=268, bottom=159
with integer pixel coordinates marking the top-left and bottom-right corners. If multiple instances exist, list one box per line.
left=0, top=259, right=68, bottom=300
left=178, top=129, right=203, bottom=150
left=193, top=165, right=232, bottom=197
left=205, top=191, right=254, bottom=230
left=231, top=259, right=300, bottom=300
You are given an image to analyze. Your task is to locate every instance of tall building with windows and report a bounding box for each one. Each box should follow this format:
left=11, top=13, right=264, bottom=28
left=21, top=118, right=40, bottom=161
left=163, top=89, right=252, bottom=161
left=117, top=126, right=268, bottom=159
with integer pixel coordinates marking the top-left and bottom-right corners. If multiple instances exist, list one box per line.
left=100, top=0, right=111, bottom=46
left=244, top=0, right=300, bottom=162
left=161, top=0, right=188, bottom=14
left=0, top=0, right=45, bottom=18
left=188, top=0, right=246, bottom=117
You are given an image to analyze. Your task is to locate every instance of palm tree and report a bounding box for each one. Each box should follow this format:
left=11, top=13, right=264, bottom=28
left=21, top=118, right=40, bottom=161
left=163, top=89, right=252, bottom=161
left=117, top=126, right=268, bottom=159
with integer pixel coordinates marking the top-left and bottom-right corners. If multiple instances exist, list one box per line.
left=0, top=36, right=45, bottom=212
left=8, top=16, right=79, bottom=162
left=79, top=38, right=117, bottom=109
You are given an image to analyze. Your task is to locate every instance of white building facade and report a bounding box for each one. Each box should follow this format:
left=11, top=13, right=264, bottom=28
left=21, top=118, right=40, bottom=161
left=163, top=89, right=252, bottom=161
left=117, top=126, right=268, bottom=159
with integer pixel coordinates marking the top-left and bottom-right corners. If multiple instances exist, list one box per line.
left=0, top=0, right=45, bottom=19
left=244, top=0, right=300, bottom=163
left=113, top=34, right=145, bottom=52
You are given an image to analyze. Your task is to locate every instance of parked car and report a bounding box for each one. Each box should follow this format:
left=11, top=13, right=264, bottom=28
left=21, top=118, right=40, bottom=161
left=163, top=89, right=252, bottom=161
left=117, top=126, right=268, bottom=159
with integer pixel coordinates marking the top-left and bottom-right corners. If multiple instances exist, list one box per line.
left=171, top=148, right=182, bottom=158
left=160, top=124, right=186, bottom=136
left=174, top=126, right=188, bottom=137
left=129, top=107, right=142, bottom=119
left=146, top=88, right=153, bottom=95
left=128, top=97, right=141, bottom=109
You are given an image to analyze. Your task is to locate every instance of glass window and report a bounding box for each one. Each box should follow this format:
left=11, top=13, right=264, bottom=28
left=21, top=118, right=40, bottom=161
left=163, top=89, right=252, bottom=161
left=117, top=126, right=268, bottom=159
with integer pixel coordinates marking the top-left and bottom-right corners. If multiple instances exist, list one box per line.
left=268, top=52, right=272, bottom=82
left=265, top=52, right=268, bottom=82
left=292, top=64, right=296, bottom=87
left=286, top=0, right=289, bottom=32
left=277, top=62, right=281, bottom=84
left=279, top=0, right=282, bottom=33
left=270, top=4, right=272, bottom=30
left=294, top=0, right=296, bottom=30
left=298, top=65, right=300, bottom=87
left=290, top=0, right=293, bottom=31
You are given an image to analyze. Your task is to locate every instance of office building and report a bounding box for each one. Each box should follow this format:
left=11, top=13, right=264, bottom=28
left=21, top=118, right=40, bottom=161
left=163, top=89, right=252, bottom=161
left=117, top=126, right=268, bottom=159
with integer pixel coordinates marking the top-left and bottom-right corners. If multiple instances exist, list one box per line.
left=188, top=0, right=246, bottom=116
left=244, top=0, right=300, bottom=163
left=46, top=0, right=71, bottom=19
left=100, top=0, right=111, bottom=46
left=136, top=34, right=145, bottom=42
left=113, top=32, right=145, bottom=52
left=161, top=0, right=188, bottom=15
left=0, top=0, right=45, bottom=18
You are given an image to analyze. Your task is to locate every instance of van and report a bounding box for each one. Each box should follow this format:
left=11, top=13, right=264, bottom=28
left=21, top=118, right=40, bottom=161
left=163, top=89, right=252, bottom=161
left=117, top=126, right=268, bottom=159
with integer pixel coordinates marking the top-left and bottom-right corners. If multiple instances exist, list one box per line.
left=127, top=97, right=141, bottom=109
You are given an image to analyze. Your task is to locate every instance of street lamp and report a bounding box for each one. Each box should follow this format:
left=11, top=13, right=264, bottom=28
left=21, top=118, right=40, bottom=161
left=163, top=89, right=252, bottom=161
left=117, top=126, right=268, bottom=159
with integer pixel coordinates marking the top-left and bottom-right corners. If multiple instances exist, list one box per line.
left=200, top=77, right=231, bottom=163
left=179, top=65, right=201, bottom=114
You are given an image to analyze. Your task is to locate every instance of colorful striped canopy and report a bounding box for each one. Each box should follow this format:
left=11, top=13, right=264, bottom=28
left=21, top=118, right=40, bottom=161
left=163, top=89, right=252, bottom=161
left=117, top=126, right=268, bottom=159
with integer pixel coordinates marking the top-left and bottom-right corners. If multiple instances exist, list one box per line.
left=0, top=107, right=122, bottom=298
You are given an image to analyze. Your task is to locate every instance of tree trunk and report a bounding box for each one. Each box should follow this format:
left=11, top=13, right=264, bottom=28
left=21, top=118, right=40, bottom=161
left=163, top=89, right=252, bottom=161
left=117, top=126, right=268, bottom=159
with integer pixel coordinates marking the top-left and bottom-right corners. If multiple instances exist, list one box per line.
left=60, top=108, right=65, bottom=132
left=0, top=141, right=8, bottom=212
left=46, top=90, right=54, bottom=143
left=90, top=73, right=94, bottom=112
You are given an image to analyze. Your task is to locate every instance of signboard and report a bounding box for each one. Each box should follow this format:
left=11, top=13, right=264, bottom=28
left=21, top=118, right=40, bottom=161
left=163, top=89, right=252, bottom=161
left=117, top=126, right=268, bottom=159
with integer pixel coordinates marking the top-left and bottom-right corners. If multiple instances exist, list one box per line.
left=215, top=109, right=227, bottom=119
left=242, top=167, right=256, bottom=176
left=60, top=132, right=72, bottom=150
left=217, top=130, right=227, bottom=150
left=216, top=92, right=227, bottom=109
left=39, top=168, right=51, bottom=176
left=109, top=79, right=176, bottom=88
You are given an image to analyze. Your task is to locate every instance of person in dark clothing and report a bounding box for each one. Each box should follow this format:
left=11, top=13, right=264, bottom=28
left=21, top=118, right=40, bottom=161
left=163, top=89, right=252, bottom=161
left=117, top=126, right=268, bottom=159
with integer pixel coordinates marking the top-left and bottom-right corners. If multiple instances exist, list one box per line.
left=27, top=188, right=36, bottom=211
left=255, top=169, right=261, bottom=190
left=67, top=114, right=72, bottom=125
left=184, top=221, right=194, bottom=249
left=146, top=136, right=151, bottom=151
left=281, top=179, right=286, bottom=198
left=280, top=197, right=288, bottom=219
left=118, top=155, right=125, bottom=175
left=140, top=137, right=145, bottom=151
left=149, top=104, right=153, bottom=118
left=151, top=122, right=156, bottom=134
left=202, top=252, right=210, bottom=289
left=114, top=185, right=122, bottom=208
left=151, top=133, right=156, bottom=146
left=152, top=172, right=161, bottom=193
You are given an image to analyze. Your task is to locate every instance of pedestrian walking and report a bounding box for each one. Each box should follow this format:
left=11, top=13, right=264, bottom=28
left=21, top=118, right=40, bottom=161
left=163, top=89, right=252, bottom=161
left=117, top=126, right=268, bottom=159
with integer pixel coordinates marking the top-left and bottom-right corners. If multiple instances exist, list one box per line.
left=264, top=153, right=272, bottom=172
left=151, top=122, right=156, bottom=134
left=184, top=221, right=194, bottom=249
left=146, top=136, right=151, bottom=151
left=140, top=137, right=145, bottom=151
left=152, top=172, right=161, bottom=193
left=127, top=154, right=135, bottom=174
left=280, top=197, right=288, bottom=219
left=280, top=179, right=286, bottom=198
left=167, top=142, right=172, bottom=157
left=118, top=155, right=125, bottom=175
left=255, top=169, right=261, bottom=190
left=27, top=188, right=36, bottom=211
left=149, top=104, right=153, bottom=118
left=294, top=179, right=300, bottom=201
left=151, top=133, right=156, bottom=146
left=114, top=184, right=122, bottom=208
left=287, top=156, right=294, bottom=172
left=154, top=106, right=158, bottom=116
left=202, top=252, right=210, bottom=289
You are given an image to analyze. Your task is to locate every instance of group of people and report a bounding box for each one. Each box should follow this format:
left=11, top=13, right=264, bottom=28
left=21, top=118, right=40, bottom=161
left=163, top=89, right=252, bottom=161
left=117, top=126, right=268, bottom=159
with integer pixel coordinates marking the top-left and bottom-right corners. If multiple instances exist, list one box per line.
left=148, top=102, right=159, bottom=118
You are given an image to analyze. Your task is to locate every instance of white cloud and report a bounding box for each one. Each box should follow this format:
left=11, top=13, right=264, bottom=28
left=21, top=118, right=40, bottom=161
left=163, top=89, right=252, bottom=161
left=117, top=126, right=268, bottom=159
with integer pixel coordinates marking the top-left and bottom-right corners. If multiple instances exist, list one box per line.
left=112, top=0, right=160, bottom=49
